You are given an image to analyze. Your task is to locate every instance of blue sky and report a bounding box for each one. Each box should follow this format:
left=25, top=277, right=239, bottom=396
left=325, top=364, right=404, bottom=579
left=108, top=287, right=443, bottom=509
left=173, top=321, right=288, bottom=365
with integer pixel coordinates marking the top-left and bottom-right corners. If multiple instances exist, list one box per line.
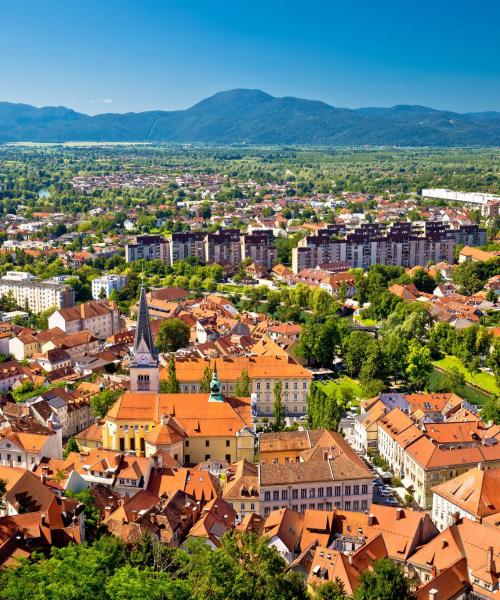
left=1, top=0, right=499, bottom=114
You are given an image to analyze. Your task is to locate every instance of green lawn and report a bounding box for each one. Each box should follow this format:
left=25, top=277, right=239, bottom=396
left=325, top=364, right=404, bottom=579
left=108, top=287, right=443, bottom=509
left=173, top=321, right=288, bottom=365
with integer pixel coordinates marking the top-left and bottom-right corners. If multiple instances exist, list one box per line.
left=353, top=316, right=377, bottom=327
left=318, top=376, right=364, bottom=405
left=428, top=369, right=492, bottom=406
left=433, top=355, right=499, bottom=396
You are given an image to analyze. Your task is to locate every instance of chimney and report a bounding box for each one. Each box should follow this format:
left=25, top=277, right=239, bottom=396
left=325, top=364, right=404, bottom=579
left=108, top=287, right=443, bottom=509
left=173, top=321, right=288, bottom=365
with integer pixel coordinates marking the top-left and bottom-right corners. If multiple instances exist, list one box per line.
left=41, top=473, right=47, bottom=484
left=487, top=546, right=494, bottom=574
left=46, top=420, right=53, bottom=431
left=41, top=514, right=47, bottom=526
left=395, top=508, right=403, bottom=521
left=429, top=589, right=438, bottom=600
left=430, top=565, right=437, bottom=578
left=367, top=514, right=375, bottom=526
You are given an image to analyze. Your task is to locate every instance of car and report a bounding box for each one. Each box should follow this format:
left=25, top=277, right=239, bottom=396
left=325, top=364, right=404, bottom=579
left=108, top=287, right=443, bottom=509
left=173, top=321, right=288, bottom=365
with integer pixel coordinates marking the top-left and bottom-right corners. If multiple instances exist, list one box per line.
left=372, top=478, right=383, bottom=486
left=379, top=488, right=393, bottom=497
left=385, top=498, right=398, bottom=506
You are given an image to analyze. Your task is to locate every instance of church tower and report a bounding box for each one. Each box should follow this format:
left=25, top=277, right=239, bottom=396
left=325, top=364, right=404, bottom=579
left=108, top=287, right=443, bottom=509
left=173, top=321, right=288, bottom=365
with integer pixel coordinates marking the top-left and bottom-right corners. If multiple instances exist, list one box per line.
left=130, top=285, right=159, bottom=392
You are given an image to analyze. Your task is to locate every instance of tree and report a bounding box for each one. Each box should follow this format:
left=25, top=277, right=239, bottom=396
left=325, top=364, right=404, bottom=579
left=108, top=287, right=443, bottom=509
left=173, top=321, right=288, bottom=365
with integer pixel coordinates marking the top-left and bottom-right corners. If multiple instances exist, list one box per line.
left=235, top=369, right=251, bottom=397
left=481, top=395, right=500, bottom=425
left=200, top=365, right=213, bottom=393
left=156, top=318, right=190, bottom=353
left=91, top=388, right=122, bottom=418
left=306, top=383, right=344, bottom=431
left=163, top=353, right=180, bottom=393
left=405, top=340, right=432, bottom=392
left=342, top=331, right=373, bottom=377
left=273, top=380, right=286, bottom=431
left=63, top=436, right=80, bottom=459
left=354, top=558, right=415, bottom=600
left=316, top=579, right=347, bottom=599
left=411, top=268, right=436, bottom=293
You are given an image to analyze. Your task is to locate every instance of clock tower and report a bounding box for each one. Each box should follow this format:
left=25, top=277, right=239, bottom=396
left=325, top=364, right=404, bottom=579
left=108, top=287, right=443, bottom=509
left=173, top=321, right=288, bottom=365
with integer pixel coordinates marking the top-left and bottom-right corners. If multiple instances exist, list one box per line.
left=130, top=285, right=159, bottom=393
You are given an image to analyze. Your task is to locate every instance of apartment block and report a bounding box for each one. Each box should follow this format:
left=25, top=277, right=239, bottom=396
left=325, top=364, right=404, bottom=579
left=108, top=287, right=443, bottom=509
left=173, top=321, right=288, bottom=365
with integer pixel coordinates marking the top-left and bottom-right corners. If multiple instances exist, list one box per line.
left=125, top=234, right=170, bottom=263
left=91, top=274, right=127, bottom=299
left=241, top=231, right=277, bottom=272
left=292, top=222, right=486, bottom=273
left=0, top=272, right=74, bottom=314
left=169, top=232, right=206, bottom=263
left=204, top=229, right=242, bottom=267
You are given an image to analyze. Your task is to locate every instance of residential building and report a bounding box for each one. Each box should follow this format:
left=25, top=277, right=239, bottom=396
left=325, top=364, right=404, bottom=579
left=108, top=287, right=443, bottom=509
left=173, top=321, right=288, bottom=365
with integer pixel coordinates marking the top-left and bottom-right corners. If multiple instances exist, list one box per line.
left=258, top=430, right=373, bottom=516
left=292, top=222, right=486, bottom=273
left=431, top=466, right=500, bottom=531
left=125, top=234, right=170, bottom=263
left=222, top=459, right=260, bottom=522
left=204, top=229, right=242, bottom=267
left=48, top=299, right=120, bottom=340
left=378, top=408, right=500, bottom=508
left=0, top=271, right=74, bottom=313
left=169, top=232, right=206, bottom=264
left=91, top=274, right=127, bottom=300
left=241, top=232, right=277, bottom=272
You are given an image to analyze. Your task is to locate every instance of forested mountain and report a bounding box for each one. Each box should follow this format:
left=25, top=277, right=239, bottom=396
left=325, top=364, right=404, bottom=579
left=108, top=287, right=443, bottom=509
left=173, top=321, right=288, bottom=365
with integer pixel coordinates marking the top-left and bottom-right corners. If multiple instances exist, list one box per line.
left=1, top=89, right=500, bottom=145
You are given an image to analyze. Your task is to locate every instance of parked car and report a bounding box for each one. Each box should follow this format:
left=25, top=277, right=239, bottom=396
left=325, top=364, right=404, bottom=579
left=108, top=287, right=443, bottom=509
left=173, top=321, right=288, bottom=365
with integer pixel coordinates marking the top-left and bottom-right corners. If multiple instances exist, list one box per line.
left=379, top=489, right=393, bottom=497
left=385, top=498, right=398, bottom=506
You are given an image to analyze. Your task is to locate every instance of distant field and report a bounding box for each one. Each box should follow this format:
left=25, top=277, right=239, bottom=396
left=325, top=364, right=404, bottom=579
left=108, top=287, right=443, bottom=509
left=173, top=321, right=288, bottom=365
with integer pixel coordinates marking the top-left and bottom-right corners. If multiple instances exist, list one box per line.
left=353, top=317, right=377, bottom=327
left=318, top=376, right=364, bottom=405
left=433, top=355, right=499, bottom=396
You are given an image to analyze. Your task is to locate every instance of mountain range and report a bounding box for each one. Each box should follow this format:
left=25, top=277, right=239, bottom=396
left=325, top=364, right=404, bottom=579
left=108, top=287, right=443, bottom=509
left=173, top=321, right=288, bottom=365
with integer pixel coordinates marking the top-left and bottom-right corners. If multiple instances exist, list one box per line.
left=1, top=89, right=500, bottom=146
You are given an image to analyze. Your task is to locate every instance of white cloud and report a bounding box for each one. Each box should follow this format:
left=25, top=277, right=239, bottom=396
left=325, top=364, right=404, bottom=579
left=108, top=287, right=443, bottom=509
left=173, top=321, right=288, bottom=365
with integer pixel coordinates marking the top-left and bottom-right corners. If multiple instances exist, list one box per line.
left=90, top=98, right=113, bottom=104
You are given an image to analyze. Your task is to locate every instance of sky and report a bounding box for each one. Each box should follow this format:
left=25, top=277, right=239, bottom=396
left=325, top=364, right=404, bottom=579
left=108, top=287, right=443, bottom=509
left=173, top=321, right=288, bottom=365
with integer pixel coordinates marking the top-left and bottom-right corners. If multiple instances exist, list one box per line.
left=1, top=0, right=499, bottom=114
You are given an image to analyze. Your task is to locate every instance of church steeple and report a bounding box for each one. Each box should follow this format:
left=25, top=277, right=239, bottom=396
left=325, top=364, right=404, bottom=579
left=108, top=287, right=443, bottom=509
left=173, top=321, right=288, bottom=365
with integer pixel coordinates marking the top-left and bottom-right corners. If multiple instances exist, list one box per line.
left=134, top=284, right=157, bottom=360
left=130, top=284, right=159, bottom=392
left=209, top=361, right=223, bottom=402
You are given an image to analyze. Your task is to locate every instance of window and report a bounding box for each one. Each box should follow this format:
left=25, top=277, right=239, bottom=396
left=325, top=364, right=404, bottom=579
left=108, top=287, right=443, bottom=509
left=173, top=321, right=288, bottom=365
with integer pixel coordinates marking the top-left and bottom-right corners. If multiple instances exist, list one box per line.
left=309, top=503, right=315, bottom=509
left=205, top=440, right=210, bottom=447
left=292, top=489, right=298, bottom=500
left=310, top=488, right=315, bottom=498
left=326, top=486, right=332, bottom=496
left=301, top=488, right=307, bottom=499
left=250, top=503, right=255, bottom=511
left=130, top=438, right=135, bottom=451
left=119, top=439, right=125, bottom=452
left=303, top=382, right=307, bottom=389
left=264, top=491, right=271, bottom=501
left=353, top=485, right=359, bottom=495
left=273, top=491, right=279, bottom=501
left=226, top=440, right=230, bottom=447
left=205, top=454, right=210, bottom=461
left=264, top=507, right=270, bottom=516
left=225, top=454, right=231, bottom=462
left=300, top=504, right=307, bottom=512
left=353, top=500, right=359, bottom=510
left=17, top=456, right=21, bottom=463
left=361, top=500, right=368, bottom=510
left=335, top=502, right=341, bottom=509
left=345, top=485, right=351, bottom=496
left=185, top=440, right=190, bottom=447
left=344, top=501, right=351, bottom=510
left=335, top=486, right=341, bottom=496
left=318, top=487, right=324, bottom=497
left=240, top=503, right=245, bottom=510
left=362, top=484, right=368, bottom=494
left=317, top=503, right=324, bottom=511
left=281, top=490, right=288, bottom=500
left=185, top=454, right=190, bottom=463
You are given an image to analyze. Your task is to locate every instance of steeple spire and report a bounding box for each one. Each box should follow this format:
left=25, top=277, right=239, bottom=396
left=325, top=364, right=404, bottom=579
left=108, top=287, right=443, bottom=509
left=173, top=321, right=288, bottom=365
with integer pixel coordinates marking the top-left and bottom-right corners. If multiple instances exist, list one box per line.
left=134, top=284, right=157, bottom=359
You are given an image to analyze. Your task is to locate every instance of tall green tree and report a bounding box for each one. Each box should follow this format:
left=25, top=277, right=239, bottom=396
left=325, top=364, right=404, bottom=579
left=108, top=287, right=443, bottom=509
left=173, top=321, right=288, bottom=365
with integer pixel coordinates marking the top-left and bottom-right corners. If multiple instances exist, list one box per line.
left=200, top=365, right=213, bottom=393
left=163, top=353, right=180, bottom=393
left=156, top=318, right=190, bottom=353
left=273, top=380, right=286, bottom=431
left=405, top=340, right=432, bottom=392
left=354, top=558, right=415, bottom=600
left=91, top=388, right=122, bottom=418
left=235, top=369, right=251, bottom=397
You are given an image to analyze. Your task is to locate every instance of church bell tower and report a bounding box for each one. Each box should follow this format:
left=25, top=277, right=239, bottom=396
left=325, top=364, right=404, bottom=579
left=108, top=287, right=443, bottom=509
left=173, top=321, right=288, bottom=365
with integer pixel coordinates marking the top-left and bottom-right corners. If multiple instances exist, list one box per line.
left=130, top=285, right=159, bottom=393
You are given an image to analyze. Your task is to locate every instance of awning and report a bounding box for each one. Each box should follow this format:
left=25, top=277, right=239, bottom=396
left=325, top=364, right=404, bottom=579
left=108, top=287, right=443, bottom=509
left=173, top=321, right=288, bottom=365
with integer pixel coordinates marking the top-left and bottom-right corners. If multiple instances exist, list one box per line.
left=401, top=477, right=414, bottom=490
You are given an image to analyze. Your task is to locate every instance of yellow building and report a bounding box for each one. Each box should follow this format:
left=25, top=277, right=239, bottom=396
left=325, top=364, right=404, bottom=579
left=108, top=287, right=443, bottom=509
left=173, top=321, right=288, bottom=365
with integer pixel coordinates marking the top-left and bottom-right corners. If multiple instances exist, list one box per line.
left=102, top=285, right=255, bottom=464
